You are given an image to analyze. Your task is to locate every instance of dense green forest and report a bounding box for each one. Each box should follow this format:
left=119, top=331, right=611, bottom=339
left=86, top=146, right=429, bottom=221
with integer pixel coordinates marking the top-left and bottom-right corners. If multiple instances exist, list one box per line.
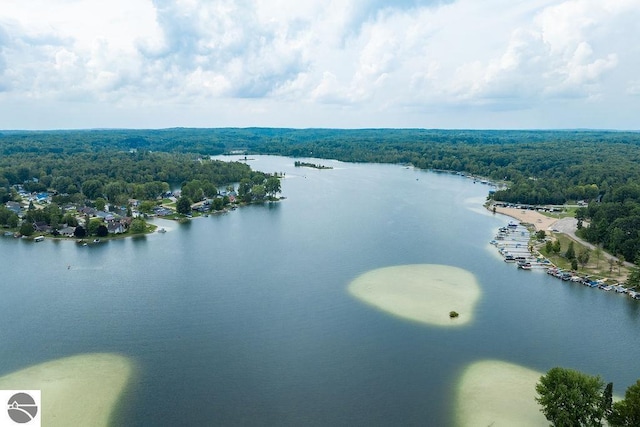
left=5, top=128, right=639, bottom=206
left=2, top=128, right=640, bottom=264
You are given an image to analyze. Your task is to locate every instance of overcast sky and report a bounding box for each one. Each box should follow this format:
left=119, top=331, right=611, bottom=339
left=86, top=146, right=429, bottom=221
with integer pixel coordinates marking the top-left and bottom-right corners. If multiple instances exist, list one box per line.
left=1, top=0, right=639, bottom=130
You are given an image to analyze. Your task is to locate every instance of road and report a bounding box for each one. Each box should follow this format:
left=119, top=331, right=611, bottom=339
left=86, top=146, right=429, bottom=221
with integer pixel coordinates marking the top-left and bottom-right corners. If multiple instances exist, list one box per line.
left=550, top=217, right=632, bottom=267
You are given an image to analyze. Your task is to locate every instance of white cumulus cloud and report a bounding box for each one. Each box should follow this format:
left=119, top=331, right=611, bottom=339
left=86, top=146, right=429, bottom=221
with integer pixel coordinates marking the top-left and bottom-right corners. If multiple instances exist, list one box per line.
left=0, top=0, right=639, bottom=129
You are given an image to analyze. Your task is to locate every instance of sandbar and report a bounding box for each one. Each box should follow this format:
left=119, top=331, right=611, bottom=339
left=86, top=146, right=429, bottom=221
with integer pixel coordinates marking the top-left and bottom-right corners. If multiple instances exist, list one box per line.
left=348, top=264, right=480, bottom=327
left=492, top=206, right=558, bottom=232
left=456, top=360, right=547, bottom=427
left=0, top=353, right=133, bottom=427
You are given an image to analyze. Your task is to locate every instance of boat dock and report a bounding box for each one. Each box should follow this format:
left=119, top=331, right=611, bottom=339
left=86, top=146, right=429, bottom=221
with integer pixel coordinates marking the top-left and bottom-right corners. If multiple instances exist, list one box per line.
left=490, top=222, right=551, bottom=269
left=490, top=221, right=639, bottom=300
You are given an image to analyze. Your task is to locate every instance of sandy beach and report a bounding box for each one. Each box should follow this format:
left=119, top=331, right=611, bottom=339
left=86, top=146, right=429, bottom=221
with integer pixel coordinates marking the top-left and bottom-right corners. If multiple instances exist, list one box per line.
left=348, top=264, right=481, bottom=327
left=0, top=353, right=133, bottom=427
left=456, top=360, right=547, bottom=426
left=492, top=206, right=559, bottom=232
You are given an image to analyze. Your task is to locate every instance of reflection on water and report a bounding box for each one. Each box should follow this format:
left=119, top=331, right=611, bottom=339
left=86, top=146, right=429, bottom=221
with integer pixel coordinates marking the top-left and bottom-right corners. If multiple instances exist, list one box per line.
left=2, top=156, right=639, bottom=426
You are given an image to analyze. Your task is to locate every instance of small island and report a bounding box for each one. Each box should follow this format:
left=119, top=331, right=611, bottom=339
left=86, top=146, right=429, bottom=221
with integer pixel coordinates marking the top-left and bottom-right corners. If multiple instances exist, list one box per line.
left=294, top=161, right=333, bottom=169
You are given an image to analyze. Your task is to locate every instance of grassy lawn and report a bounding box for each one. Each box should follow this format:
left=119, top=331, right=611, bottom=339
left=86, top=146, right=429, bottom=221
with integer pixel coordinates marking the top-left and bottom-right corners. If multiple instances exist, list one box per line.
left=535, top=232, right=630, bottom=283
left=536, top=206, right=578, bottom=220
left=560, top=206, right=578, bottom=218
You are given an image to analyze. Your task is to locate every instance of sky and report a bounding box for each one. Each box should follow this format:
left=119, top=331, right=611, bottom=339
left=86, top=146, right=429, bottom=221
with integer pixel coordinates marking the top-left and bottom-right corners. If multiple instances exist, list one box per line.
left=0, top=0, right=639, bottom=130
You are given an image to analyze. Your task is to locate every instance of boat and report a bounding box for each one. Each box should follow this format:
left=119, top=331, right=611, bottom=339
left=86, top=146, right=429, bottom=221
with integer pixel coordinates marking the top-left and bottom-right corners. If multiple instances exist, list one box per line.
left=157, top=228, right=166, bottom=233
left=517, top=262, right=532, bottom=270
left=93, top=239, right=101, bottom=243
left=504, top=254, right=516, bottom=262
left=34, top=235, right=45, bottom=242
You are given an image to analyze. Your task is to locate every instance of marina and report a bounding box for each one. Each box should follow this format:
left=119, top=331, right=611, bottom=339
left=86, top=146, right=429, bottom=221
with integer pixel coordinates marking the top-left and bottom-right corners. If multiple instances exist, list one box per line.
left=490, top=223, right=549, bottom=269
left=490, top=220, right=640, bottom=300
left=3, top=156, right=640, bottom=426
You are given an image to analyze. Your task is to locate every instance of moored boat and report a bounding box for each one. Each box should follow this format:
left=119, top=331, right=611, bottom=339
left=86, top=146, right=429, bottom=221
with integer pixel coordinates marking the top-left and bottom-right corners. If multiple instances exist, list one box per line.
left=517, top=261, right=532, bottom=270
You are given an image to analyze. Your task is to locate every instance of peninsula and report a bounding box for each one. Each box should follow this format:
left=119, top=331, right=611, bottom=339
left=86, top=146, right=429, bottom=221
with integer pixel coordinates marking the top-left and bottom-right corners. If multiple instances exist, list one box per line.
left=3, top=128, right=640, bottom=271
left=0, top=136, right=282, bottom=241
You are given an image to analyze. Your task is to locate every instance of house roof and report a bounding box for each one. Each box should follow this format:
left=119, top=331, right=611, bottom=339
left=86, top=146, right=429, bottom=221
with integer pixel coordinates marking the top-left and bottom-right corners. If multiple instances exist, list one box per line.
left=58, top=226, right=76, bottom=235
left=107, top=222, right=125, bottom=233
left=5, top=201, right=22, bottom=213
left=33, top=222, right=51, bottom=231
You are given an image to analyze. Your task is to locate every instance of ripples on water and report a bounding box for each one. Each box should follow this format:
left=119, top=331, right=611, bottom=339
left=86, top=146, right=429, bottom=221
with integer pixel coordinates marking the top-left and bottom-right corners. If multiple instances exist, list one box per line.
left=1, top=156, right=639, bottom=426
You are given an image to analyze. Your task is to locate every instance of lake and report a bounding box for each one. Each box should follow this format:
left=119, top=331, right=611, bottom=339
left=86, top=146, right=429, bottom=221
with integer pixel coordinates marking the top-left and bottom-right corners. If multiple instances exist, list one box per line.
left=1, top=155, right=639, bottom=426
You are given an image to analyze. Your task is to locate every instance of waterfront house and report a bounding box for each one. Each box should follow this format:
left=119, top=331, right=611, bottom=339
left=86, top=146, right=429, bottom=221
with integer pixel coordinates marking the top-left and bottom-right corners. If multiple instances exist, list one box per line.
left=107, top=221, right=126, bottom=234
left=153, top=207, right=173, bottom=216
left=33, top=221, right=51, bottom=233
left=58, top=226, right=76, bottom=237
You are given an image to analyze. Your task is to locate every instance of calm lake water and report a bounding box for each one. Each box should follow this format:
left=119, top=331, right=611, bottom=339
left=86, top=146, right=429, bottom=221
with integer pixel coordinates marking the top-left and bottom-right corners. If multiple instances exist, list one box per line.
left=2, top=156, right=639, bottom=426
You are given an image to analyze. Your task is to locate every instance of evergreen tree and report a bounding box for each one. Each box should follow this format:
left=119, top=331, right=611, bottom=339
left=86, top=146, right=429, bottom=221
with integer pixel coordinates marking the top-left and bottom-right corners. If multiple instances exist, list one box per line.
left=603, top=382, right=613, bottom=418
left=616, top=255, right=625, bottom=275
left=609, top=380, right=640, bottom=426
left=626, top=264, right=640, bottom=289
left=545, top=240, right=554, bottom=254
left=565, top=241, right=576, bottom=260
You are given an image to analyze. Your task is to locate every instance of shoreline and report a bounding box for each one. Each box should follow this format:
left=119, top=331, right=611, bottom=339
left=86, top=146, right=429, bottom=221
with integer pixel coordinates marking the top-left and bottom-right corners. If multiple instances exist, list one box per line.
left=489, top=204, right=559, bottom=232
left=3, top=198, right=285, bottom=243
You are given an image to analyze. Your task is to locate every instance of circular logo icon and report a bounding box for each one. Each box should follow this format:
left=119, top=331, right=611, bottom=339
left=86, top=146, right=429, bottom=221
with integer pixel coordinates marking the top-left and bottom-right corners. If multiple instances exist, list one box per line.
left=7, top=392, right=38, bottom=424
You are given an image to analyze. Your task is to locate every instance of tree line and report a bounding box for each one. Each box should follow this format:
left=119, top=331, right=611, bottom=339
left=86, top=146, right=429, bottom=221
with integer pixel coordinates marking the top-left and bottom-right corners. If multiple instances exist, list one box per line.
left=575, top=188, right=640, bottom=267
left=5, top=129, right=640, bottom=205
left=3, top=128, right=640, bottom=263
left=0, top=150, right=253, bottom=204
